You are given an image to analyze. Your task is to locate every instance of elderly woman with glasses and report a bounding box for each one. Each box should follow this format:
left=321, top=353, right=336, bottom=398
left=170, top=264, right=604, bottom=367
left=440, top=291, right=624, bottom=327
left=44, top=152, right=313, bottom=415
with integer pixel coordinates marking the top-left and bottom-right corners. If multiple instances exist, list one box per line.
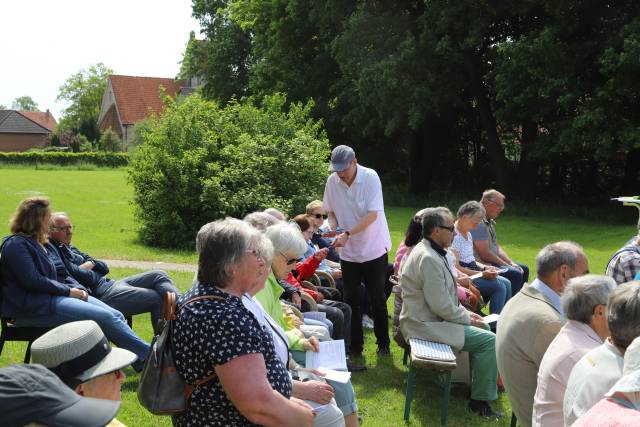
left=255, top=223, right=361, bottom=427
left=532, top=274, right=615, bottom=427
left=172, top=218, right=314, bottom=427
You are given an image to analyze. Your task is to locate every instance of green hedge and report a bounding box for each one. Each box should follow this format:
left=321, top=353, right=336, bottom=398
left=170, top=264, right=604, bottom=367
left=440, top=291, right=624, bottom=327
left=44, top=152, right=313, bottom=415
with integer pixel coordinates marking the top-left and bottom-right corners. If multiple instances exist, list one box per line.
left=0, top=152, right=129, bottom=167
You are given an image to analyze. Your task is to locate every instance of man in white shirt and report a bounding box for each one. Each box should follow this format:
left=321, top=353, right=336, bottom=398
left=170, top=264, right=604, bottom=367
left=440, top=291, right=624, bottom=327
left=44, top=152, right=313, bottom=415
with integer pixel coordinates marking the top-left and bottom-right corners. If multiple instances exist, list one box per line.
left=323, top=145, right=392, bottom=358
left=563, top=281, right=640, bottom=426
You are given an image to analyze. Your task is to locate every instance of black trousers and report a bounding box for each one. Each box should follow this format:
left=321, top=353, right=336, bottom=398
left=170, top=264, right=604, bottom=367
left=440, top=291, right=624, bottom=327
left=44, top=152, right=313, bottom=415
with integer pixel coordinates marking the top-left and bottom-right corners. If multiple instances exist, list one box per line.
left=341, top=252, right=390, bottom=353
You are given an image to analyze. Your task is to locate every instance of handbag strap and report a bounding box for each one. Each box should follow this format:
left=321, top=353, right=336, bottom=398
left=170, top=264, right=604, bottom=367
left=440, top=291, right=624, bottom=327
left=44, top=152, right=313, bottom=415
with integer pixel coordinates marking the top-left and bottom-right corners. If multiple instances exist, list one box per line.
left=168, top=292, right=226, bottom=398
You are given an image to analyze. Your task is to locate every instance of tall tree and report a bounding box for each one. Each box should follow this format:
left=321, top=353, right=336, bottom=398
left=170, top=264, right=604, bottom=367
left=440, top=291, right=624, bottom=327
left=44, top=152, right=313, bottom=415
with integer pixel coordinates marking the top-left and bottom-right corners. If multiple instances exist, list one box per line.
left=12, top=96, right=38, bottom=111
left=56, top=63, right=113, bottom=141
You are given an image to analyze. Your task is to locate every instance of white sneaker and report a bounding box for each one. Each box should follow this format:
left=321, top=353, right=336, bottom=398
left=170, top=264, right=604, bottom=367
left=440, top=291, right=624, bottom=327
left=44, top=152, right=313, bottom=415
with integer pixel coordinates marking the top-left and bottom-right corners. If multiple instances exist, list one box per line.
left=362, top=314, right=374, bottom=329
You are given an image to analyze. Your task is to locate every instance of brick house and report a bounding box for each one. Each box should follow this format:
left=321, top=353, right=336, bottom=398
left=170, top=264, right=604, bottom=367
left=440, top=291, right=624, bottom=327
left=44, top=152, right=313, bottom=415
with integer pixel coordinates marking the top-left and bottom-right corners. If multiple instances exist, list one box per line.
left=0, top=110, right=57, bottom=152
left=97, top=75, right=188, bottom=147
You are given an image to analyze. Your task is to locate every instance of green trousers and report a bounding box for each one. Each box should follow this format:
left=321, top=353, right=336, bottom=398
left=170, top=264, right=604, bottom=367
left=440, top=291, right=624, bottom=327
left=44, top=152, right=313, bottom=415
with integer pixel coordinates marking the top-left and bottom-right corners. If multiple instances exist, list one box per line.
left=462, top=324, right=498, bottom=401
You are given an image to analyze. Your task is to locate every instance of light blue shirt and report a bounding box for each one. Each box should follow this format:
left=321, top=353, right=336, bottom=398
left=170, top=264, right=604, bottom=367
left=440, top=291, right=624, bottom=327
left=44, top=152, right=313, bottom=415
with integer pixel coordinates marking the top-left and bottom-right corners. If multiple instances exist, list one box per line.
left=530, top=278, right=563, bottom=316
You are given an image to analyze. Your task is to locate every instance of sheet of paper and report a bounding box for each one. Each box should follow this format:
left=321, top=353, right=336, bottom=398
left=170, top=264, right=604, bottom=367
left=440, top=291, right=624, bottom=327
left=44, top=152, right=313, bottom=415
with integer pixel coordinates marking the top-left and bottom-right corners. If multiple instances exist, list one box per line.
left=483, top=313, right=500, bottom=323
left=303, top=311, right=327, bottom=322
left=468, top=272, right=483, bottom=280
left=305, top=339, right=347, bottom=370
left=319, top=367, right=351, bottom=384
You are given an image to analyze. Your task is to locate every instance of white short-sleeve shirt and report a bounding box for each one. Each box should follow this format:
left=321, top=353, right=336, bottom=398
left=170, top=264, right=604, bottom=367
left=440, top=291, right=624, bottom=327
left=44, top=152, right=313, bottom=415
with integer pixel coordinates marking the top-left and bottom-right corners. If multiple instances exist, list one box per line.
left=323, top=164, right=392, bottom=263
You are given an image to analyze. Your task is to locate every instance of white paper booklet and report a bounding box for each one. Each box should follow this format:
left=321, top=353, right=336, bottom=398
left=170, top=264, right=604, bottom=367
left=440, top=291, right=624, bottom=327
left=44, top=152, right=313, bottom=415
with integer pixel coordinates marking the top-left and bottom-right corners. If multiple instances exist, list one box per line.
left=303, top=311, right=327, bottom=322
left=305, top=339, right=347, bottom=371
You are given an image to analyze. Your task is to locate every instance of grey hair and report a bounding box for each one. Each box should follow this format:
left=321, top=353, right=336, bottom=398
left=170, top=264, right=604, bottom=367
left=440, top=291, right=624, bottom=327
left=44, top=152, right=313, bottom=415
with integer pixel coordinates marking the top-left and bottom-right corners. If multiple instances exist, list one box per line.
left=561, top=274, right=616, bottom=323
left=536, top=241, right=583, bottom=278
left=196, top=218, right=262, bottom=287
left=265, top=222, right=308, bottom=257
left=607, top=281, right=640, bottom=350
left=457, top=201, right=485, bottom=219
left=421, top=207, right=453, bottom=237
left=244, top=211, right=281, bottom=231
left=264, top=207, right=286, bottom=221
left=481, top=189, right=505, bottom=202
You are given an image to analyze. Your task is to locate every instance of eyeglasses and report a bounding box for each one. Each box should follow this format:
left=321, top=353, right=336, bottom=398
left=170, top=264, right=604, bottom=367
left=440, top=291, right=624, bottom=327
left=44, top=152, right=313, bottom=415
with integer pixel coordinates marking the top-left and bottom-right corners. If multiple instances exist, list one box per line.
left=438, top=225, right=455, bottom=232
left=280, top=252, right=302, bottom=265
left=246, top=249, right=263, bottom=261
left=51, top=225, right=73, bottom=232
left=313, top=213, right=328, bottom=220
left=487, top=199, right=505, bottom=209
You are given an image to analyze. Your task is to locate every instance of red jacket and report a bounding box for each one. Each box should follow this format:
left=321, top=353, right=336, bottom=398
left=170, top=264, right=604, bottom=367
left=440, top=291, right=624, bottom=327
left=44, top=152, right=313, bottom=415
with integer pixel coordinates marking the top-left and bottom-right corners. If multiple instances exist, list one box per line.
left=286, top=255, right=321, bottom=301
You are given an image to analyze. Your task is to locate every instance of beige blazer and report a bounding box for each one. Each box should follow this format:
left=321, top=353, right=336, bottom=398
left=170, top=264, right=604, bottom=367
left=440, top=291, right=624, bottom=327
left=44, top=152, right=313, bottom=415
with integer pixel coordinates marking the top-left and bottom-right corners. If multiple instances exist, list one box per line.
left=496, top=284, right=565, bottom=427
left=399, top=239, right=470, bottom=350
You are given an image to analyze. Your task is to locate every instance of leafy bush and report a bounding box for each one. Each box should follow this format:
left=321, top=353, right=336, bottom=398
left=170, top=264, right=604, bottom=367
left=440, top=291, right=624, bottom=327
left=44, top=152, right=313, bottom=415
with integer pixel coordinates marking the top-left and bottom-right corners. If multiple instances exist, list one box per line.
left=0, top=152, right=128, bottom=167
left=128, top=93, right=330, bottom=248
left=99, top=128, right=121, bottom=152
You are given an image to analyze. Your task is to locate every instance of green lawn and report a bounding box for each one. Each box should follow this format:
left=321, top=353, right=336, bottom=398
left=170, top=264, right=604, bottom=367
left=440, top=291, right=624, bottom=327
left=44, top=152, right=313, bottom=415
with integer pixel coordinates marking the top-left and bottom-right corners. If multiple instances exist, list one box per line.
left=0, top=167, right=637, bottom=426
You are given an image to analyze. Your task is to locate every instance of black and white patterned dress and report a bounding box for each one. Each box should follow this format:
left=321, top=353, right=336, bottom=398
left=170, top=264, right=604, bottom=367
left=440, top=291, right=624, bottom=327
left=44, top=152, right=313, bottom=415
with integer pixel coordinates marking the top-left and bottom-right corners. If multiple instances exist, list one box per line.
left=172, top=282, right=292, bottom=426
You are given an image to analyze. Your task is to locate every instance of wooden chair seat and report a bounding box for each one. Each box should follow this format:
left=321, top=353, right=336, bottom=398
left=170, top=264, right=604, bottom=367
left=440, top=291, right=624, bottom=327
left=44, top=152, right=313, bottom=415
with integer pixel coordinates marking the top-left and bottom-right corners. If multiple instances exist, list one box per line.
left=0, top=315, right=133, bottom=363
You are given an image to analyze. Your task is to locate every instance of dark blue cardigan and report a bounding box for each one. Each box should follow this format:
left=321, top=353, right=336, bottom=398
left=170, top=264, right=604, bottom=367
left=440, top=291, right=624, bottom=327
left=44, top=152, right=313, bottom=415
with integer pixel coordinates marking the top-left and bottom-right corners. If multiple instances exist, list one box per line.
left=0, top=235, right=71, bottom=318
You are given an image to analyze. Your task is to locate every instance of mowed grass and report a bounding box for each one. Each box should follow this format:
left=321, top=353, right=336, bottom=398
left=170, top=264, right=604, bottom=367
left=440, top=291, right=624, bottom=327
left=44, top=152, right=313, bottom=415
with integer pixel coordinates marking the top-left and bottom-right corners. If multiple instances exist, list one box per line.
left=1, top=166, right=637, bottom=426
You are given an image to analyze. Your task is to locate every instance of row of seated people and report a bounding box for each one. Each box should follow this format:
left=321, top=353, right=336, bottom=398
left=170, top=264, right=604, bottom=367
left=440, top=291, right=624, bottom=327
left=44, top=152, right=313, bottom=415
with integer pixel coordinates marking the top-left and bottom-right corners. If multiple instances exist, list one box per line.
left=172, top=218, right=360, bottom=427
left=394, top=202, right=640, bottom=424
left=0, top=197, right=180, bottom=368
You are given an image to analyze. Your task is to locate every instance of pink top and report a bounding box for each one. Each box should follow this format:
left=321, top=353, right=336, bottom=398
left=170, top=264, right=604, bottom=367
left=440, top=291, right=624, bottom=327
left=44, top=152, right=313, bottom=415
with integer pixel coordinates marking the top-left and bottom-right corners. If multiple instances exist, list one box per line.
left=572, top=398, right=640, bottom=427
left=532, top=320, right=603, bottom=427
left=394, top=241, right=409, bottom=275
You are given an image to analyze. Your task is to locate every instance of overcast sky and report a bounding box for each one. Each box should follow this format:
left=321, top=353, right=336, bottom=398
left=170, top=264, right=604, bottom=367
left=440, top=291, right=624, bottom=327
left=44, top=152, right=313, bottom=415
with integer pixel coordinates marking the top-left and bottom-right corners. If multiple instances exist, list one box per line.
left=0, top=0, right=202, bottom=119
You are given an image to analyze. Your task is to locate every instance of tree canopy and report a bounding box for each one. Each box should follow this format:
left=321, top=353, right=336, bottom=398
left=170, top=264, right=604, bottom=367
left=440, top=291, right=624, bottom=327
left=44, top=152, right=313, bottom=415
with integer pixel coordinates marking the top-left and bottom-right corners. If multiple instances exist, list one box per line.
left=12, top=96, right=38, bottom=111
left=186, top=0, right=640, bottom=200
left=56, top=63, right=113, bottom=142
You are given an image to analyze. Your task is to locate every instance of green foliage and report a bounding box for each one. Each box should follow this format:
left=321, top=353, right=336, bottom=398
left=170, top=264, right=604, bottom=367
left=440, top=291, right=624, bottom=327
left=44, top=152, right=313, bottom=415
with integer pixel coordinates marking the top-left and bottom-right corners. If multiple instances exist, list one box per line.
left=56, top=63, right=113, bottom=140
left=0, top=152, right=128, bottom=167
left=98, top=128, right=122, bottom=152
left=128, top=92, right=330, bottom=248
left=12, top=96, right=38, bottom=111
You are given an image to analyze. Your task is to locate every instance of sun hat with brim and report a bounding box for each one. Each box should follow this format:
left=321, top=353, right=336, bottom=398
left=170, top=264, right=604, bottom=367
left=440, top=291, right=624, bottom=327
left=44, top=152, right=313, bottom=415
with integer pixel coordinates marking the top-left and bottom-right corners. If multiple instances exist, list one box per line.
left=2, top=364, right=120, bottom=427
left=31, top=320, right=137, bottom=387
left=328, top=145, right=355, bottom=173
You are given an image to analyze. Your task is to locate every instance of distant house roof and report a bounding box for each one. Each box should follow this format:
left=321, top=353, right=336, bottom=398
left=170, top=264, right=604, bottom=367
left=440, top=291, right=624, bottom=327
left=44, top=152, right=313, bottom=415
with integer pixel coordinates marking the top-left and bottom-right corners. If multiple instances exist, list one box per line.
left=0, top=110, right=57, bottom=134
left=108, top=75, right=185, bottom=125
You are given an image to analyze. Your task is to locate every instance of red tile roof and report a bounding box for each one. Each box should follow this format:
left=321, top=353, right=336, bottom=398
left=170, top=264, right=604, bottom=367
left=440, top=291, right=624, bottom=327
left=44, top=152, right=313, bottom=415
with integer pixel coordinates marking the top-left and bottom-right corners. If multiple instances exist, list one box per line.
left=19, top=110, right=57, bottom=132
left=109, top=75, right=185, bottom=125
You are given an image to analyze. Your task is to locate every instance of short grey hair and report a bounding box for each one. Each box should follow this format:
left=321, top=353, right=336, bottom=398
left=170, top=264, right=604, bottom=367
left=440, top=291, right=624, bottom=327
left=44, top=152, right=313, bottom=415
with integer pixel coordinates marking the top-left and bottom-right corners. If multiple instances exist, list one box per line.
left=264, top=207, right=286, bottom=221
left=608, top=281, right=640, bottom=350
left=244, top=211, right=281, bottom=231
left=196, top=218, right=267, bottom=287
left=481, top=189, right=505, bottom=203
left=265, top=222, right=308, bottom=257
left=421, top=207, right=453, bottom=237
left=536, top=241, right=583, bottom=278
left=457, top=201, right=485, bottom=219
left=562, top=274, right=616, bottom=323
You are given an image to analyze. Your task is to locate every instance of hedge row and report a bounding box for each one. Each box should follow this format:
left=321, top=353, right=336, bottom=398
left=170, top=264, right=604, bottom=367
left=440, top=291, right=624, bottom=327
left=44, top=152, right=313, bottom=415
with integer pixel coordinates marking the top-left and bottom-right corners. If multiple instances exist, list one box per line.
left=0, top=152, right=129, bottom=167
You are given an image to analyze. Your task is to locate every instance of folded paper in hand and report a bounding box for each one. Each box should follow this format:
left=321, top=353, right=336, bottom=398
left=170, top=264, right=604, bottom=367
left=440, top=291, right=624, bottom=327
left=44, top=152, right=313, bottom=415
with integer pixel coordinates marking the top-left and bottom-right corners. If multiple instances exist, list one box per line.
left=305, top=339, right=346, bottom=371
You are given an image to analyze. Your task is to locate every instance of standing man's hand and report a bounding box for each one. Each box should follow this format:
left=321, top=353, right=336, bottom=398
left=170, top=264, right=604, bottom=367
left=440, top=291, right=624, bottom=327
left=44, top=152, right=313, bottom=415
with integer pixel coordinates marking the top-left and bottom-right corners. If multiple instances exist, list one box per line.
left=333, top=232, right=350, bottom=248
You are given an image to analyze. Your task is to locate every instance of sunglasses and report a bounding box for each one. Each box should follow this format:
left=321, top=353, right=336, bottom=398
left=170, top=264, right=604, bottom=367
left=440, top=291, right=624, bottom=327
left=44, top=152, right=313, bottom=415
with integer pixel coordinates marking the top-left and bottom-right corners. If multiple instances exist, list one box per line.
left=280, top=252, right=302, bottom=265
left=313, top=213, right=328, bottom=219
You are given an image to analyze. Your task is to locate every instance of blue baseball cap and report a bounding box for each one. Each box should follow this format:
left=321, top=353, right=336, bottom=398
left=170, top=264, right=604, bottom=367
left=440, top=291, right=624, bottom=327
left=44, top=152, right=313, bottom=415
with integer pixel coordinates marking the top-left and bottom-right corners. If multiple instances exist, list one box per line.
left=329, top=145, right=355, bottom=172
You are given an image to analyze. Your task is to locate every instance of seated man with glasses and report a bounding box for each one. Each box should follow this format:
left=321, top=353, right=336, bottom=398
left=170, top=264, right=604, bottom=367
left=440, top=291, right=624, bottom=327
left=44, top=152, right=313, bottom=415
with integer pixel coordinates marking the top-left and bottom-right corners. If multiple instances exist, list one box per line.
left=471, top=189, right=529, bottom=296
left=49, top=212, right=181, bottom=333
left=31, top=320, right=136, bottom=427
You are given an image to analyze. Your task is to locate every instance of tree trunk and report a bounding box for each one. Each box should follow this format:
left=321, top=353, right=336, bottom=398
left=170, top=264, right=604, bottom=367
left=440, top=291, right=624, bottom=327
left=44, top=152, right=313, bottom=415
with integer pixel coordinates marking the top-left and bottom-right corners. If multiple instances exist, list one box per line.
left=517, top=120, right=538, bottom=200
left=463, top=51, right=509, bottom=191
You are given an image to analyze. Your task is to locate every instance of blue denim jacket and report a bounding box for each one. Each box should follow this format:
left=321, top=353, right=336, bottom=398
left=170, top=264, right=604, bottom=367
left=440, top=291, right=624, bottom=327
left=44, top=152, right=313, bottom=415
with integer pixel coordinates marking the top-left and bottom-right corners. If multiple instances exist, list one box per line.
left=0, top=235, right=71, bottom=318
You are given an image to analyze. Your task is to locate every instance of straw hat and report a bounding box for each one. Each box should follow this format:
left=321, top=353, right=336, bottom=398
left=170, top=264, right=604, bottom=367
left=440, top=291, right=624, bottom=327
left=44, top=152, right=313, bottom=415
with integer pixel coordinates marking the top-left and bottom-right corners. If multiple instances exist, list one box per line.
left=31, top=320, right=137, bottom=387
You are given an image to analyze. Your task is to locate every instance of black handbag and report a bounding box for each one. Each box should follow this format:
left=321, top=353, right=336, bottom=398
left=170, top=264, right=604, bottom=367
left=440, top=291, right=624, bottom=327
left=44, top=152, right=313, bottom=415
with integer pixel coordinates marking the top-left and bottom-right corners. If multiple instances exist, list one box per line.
left=137, top=292, right=222, bottom=415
